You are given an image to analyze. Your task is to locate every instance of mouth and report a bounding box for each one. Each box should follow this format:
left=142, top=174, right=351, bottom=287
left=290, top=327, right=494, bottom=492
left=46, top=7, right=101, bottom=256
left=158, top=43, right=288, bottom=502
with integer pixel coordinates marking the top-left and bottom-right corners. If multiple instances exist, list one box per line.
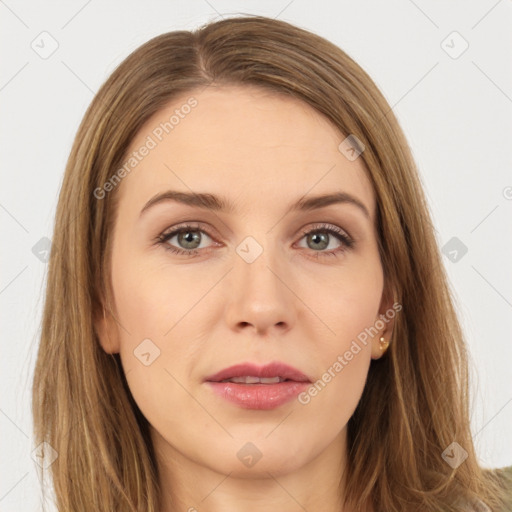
left=218, top=376, right=289, bottom=384
left=204, top=361, right=311, bottom=384
left=204, top=362, right=311, bottom=410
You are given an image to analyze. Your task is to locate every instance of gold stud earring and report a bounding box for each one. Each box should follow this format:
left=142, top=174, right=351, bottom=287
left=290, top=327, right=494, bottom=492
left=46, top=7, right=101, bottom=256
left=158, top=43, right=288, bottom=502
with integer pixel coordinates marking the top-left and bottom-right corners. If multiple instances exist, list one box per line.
left=379, top=336, right=390, bottom=353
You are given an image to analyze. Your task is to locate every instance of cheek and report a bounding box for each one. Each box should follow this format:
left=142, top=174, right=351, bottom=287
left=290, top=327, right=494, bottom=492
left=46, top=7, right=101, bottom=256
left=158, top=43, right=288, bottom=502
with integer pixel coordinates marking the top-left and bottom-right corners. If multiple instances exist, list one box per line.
left=296, top=290, right=379, bottom=436
left=110, top=244, right=201, bottom=342
left=109, top=241, right=213, bottom=401
left=307, top=250, right=384, bottom=343
left=111, top=255, right=199, bottom=437
left=300, top=253, right=383, bottom=401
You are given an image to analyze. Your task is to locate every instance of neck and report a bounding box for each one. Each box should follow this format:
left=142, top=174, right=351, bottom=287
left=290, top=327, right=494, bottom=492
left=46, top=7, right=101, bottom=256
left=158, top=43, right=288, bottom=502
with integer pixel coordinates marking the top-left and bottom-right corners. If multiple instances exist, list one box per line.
left=152, top=426, right=364, bottom=512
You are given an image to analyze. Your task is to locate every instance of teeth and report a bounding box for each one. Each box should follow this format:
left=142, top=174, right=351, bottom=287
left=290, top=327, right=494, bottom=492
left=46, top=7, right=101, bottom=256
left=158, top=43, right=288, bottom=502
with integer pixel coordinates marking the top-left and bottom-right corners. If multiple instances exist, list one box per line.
left=221, top=376, right=284, bottom=384
left=259, top=377, right=282, bottom=384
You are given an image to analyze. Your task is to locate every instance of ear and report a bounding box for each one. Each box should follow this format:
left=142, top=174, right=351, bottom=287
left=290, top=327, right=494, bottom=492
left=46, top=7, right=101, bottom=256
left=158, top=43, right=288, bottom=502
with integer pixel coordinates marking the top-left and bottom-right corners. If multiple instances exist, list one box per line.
left=371, top=282, right=398, bottom=360
left=93, top=301, right=121, bottom=354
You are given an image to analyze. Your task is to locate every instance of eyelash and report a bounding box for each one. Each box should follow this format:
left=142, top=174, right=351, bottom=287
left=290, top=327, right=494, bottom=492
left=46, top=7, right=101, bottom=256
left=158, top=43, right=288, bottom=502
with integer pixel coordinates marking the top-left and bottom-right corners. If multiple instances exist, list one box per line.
left=155, top=222, right=355, bottom=259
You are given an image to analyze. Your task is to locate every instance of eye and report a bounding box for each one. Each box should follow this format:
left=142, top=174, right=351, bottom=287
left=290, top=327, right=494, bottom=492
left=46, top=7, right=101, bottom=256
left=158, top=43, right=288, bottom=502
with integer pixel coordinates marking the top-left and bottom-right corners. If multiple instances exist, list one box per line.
left=156, top=223, right=217, bottom=257
left=295, top=223, right=354, bottom=259
left=156, top=222, right=355, bottom=259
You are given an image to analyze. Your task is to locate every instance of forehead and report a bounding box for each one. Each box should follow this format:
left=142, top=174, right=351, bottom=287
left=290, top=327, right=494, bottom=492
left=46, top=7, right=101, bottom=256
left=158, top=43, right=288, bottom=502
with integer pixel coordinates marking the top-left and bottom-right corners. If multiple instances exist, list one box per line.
left=116, top=84, right=376, bottom=221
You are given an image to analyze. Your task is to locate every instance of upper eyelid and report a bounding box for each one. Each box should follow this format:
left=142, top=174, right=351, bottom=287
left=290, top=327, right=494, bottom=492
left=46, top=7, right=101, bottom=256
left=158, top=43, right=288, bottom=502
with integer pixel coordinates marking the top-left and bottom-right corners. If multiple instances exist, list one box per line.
left=159, top=221, right=352, bottom=244
left=160, top=222, right=217, bottom=240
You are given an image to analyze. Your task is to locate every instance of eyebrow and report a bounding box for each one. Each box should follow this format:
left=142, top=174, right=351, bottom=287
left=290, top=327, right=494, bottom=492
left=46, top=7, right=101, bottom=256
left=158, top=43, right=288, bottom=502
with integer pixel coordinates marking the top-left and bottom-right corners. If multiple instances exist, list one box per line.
left=139, top=190, right=370, bottom=219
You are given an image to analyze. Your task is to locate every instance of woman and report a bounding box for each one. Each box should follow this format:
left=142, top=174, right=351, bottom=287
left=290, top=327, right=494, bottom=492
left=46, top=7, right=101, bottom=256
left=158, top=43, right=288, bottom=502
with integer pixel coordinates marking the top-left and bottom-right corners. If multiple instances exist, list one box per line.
left=32, top=14, right=511, bottom=512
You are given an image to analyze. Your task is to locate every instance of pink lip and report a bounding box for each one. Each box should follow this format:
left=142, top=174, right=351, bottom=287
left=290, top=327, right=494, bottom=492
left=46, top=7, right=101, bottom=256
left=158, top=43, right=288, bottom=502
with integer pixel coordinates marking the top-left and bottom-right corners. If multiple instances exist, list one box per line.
left=205, top=362, right=311, bottom=383
left=204, top=362, right=311, bottom=410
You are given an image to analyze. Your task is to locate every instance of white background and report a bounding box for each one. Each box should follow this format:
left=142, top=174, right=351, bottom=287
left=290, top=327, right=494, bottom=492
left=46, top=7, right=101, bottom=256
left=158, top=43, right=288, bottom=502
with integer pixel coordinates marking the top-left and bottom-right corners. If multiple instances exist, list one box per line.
left=1, top=1, right=511, bottom=509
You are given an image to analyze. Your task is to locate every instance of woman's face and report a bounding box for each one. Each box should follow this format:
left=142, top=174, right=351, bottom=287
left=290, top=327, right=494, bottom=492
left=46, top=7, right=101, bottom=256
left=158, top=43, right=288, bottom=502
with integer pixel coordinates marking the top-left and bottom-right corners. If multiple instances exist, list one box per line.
left=96, top=85, right=394, bottom=480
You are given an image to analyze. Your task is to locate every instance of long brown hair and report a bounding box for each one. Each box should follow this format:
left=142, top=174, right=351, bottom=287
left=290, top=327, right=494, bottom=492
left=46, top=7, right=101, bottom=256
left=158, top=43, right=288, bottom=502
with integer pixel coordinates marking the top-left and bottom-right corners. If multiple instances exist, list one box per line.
left=32, top=14, right=510, bottom=511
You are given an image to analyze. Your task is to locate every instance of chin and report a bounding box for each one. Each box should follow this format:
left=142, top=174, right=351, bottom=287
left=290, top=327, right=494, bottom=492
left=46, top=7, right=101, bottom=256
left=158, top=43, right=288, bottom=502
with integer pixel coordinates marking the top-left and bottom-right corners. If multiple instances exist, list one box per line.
left=199, top=437, right=310, bottom=478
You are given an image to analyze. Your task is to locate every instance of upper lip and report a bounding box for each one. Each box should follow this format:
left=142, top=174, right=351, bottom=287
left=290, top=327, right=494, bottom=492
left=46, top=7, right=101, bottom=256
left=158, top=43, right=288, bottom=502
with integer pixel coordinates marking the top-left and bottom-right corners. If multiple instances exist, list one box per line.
left=205, top=362, right=311, bottom=383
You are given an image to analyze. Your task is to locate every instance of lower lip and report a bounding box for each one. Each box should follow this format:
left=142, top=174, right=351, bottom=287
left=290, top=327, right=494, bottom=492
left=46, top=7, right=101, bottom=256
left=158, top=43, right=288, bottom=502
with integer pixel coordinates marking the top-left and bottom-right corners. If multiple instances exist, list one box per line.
left=206, top=381, right=310, bottom=410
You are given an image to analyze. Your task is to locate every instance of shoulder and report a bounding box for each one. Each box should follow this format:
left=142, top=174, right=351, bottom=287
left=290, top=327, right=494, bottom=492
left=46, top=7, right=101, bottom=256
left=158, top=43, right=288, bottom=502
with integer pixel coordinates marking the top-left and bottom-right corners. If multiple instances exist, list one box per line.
left=480, top=465, right=512, bottom=512
left=493, top=465, right=512, bottom=511
left=457, top=466, right=512, bottom=512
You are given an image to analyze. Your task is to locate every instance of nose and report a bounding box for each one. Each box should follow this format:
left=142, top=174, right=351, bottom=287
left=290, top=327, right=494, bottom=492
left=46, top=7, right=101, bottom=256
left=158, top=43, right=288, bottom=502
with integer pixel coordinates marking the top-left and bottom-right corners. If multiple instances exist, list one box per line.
left=224, top=244, right=297, bottom=337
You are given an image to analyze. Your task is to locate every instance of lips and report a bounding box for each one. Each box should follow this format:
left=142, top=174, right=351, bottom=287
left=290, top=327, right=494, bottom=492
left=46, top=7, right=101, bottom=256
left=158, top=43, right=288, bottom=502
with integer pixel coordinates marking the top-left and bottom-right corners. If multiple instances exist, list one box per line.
left=205, top=362, right=311, bottom=384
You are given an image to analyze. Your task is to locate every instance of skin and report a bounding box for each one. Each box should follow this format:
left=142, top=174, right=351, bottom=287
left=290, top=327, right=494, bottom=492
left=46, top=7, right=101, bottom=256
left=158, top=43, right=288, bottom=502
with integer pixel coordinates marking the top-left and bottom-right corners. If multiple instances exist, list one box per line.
left=95, top=84, right=395, bottom=512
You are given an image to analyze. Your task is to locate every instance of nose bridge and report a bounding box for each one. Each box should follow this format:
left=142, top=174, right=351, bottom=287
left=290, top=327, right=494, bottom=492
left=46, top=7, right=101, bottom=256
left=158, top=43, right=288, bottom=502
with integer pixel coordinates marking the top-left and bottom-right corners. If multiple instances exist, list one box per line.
left=225, top=231, right=296, bottom=333
left=234, top=232, right=285, bottom=297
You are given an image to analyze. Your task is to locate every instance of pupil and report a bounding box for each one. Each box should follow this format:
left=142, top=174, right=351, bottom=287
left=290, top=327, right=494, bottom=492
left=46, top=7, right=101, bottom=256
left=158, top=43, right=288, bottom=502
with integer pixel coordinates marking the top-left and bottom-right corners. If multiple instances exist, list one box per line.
left=179, top=230, right=200, bottom=249
left=309, top=232, right=328, bottom=250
